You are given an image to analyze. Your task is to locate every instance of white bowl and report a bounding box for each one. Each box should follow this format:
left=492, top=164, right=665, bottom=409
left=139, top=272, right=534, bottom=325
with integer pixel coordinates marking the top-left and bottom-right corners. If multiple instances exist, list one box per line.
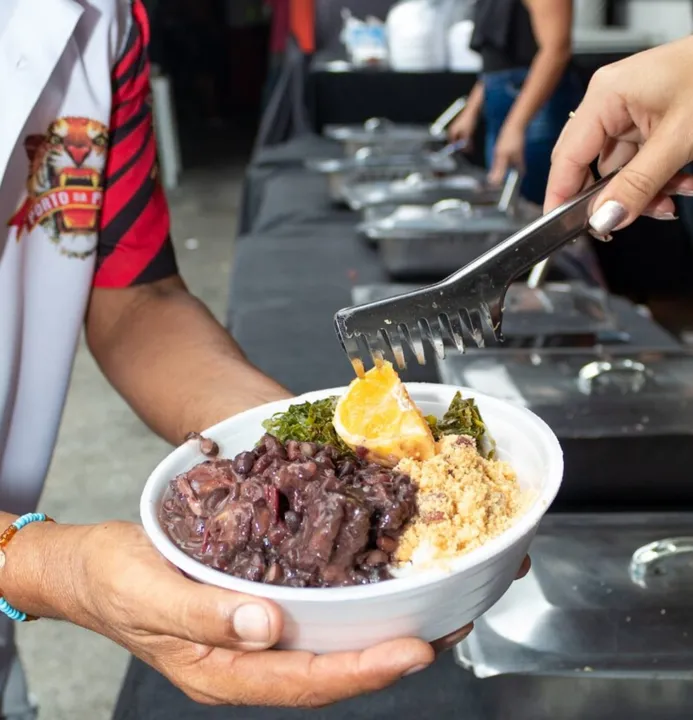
left=140, top=384, right=563, bottom=654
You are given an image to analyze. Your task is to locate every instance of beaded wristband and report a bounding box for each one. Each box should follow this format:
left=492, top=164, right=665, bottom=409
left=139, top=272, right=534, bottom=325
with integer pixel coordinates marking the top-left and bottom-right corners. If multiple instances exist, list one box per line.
left=0, top=513, right=55, bottom=622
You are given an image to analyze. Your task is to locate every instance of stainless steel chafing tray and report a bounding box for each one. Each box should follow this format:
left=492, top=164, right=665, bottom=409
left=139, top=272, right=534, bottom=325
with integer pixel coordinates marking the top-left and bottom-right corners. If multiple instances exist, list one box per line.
left=359, top=196, right=542, bottom=279
left=305, top=146, right=459, bottom=203
left=452, top=512, right=693, bottom=719
left=323, top=117, right=448, bottom=157
left=343, top=170, right=503, bottom=216
left=322, top=99, right=467, bottom=157
left=438, top=346, right=692, bottom=511
left=484, top=282, right=618, bottom=339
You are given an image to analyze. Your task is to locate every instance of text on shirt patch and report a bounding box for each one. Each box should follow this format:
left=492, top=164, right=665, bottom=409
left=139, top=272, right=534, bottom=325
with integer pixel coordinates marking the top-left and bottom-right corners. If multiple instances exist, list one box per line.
left=8, top=117, right=109, bottom=260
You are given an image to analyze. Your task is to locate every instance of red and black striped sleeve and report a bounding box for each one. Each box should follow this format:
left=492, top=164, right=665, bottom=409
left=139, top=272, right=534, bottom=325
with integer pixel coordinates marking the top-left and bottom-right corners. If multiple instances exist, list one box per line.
left=93, top=0, right=178, bottom=288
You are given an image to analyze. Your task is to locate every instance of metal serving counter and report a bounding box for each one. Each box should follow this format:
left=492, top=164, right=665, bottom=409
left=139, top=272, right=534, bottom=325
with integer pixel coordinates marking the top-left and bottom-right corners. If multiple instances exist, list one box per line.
left=454, top=513, right=693, bottom=720
left=242, top=134, right=693, bottom=298
left=113, top=135, right=693, bottom=719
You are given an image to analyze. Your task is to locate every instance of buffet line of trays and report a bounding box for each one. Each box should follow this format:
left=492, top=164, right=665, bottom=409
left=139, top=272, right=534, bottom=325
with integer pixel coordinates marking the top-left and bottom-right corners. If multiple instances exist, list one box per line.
left=209, top=97, right=693, bottom=697
left=295, top=110, right=693, bottom=686
left=300, top=107, right=693, bottom=497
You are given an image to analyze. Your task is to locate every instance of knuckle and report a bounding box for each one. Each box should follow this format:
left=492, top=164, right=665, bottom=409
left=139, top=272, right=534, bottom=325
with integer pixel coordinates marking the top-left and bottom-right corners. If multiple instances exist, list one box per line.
left=588, top=65, right=616, bottom=93
left=621, top=168, right=657, bottom=199
left=291, top=689, right=332, bottom=709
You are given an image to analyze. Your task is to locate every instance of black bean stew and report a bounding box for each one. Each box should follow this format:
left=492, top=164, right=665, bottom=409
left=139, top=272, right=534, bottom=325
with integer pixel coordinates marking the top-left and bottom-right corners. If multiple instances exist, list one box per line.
left=160, top=434, right=417, bottom=588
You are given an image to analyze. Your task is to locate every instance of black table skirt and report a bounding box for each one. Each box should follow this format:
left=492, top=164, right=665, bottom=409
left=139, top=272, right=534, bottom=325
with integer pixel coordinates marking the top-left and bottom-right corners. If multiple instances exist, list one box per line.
left=113, top=132, right=692, bottom=718
left=111, top=198, right=478, bottom=720
left=113, top=651, right=486, bottom=720
left=306, top=51, right=651, bottom=133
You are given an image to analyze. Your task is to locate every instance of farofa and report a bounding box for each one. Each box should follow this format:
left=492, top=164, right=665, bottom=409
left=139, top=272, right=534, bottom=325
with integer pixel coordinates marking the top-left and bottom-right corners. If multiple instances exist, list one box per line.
left=394, top=434, right=522, bottom=568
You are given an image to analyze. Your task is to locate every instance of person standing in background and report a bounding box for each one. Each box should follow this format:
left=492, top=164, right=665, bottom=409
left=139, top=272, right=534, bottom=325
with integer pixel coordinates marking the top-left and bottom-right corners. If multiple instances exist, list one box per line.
left=449, top=0, right=580, bottom=204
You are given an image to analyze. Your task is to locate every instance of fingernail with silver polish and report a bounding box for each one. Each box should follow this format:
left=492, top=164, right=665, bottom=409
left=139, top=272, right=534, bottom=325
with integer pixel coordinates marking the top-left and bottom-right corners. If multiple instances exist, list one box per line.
left=588, top=228, right=613, bottom=243
left=589, top=200, right=628, bottom=236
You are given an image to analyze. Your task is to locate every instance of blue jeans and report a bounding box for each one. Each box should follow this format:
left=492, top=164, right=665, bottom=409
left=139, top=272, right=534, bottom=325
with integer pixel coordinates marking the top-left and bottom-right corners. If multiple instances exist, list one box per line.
left=483, top=67, right=583, bottom=205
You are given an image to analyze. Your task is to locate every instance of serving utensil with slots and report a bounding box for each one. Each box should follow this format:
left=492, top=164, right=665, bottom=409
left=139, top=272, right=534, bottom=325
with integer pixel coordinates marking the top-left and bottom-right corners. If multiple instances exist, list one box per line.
left=334, top=171, right=618, bottom=372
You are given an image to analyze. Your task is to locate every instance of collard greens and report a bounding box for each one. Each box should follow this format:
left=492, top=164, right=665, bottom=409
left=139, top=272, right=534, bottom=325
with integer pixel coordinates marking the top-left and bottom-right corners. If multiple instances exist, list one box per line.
left=262, top=391, right=494, bottom=458
left=261, top=397, right=352, bottom=455
left=425, top=392, right=495, bottom=458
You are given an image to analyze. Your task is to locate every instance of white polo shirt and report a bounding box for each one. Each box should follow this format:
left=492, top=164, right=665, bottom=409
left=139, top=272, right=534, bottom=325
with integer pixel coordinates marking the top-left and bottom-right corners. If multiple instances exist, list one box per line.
left=0, top=0, right=177, bottom=517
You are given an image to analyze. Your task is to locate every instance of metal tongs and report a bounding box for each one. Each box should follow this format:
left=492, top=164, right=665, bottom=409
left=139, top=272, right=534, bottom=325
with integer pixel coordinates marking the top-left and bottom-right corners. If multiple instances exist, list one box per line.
left=429, top=97, right=468, bottom=137
left=334, top=171, right=617, bottom=372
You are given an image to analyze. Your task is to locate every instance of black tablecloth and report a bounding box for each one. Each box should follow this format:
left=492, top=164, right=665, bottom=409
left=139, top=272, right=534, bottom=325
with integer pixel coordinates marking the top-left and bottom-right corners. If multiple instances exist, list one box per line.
left=113, top=651, right=484, bottom=720
left=238, top=135, right=340, bottom=237
left=227, top=226, right=439, bottom=392
left=113, top=132, right=691, bottom=718
left=112, top=187, right=480, bottom=720
left=250, top=171, right=347, bottom=235
left=112, top=185, right=687, bottom=719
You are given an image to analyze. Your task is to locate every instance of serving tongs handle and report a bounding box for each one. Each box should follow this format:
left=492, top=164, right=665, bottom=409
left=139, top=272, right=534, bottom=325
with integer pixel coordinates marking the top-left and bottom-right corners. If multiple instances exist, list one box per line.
left=430, top=97, right=468, bottom=136
left=434, top=139, right=468, bottom=158
left=448, top=170, right=620, bottom=289
left=496, top=168, right=523, bottom=215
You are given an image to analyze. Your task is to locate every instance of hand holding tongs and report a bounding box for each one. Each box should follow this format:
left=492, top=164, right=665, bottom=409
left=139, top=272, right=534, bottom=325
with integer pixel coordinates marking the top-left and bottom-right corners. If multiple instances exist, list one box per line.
left=334, top=171, right=618, bottom=372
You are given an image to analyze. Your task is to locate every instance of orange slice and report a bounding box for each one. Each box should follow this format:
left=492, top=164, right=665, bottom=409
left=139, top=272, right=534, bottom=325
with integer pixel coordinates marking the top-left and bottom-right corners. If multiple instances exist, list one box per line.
left=333, top=361, right=436, bottom=467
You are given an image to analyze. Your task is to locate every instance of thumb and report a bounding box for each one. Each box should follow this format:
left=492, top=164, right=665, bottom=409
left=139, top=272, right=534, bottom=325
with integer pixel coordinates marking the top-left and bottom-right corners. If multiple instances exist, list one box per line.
left=141, top=565, right=284, bottom=651
left=589, top=118, right=691, bottom=236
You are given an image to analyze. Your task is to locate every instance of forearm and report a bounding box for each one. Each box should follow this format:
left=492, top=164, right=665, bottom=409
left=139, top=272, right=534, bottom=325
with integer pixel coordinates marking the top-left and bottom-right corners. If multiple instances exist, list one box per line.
left=0, top=513, right=90, bottom=621
left=465, top=80, right=485, bottom=119
left=503, top=48, right=571, bottom=131
left=87, top=279, right=292, bottom=445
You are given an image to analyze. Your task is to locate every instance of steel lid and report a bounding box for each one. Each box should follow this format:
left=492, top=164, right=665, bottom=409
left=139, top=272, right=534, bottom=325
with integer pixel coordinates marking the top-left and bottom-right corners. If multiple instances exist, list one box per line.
left=305, top=148, right=458, bottom=175
left=341, top=172, right=498, bottom=210
left=437, top=347, right=693, bottom=438
left=323, top=118, right=447, bottom=144
left=358, top=198, right=540, bottom=239
left=457, top=512, right=693, bottom=678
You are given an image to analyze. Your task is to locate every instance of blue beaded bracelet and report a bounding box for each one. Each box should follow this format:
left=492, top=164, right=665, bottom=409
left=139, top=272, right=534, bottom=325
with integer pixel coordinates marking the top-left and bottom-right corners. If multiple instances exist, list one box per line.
left=0, top=513, right=54, bottom=622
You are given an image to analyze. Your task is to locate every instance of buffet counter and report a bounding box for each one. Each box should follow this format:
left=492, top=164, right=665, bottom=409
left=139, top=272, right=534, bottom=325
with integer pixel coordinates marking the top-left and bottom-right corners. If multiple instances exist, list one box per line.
left=306, top=41, right=654, bottom=132
left=113, top=131, right=693, bottom=720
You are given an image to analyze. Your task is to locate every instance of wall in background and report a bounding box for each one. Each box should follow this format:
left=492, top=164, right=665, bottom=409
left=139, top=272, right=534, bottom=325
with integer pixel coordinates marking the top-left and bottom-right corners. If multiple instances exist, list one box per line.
left=616, top=0, right=693, bottom=41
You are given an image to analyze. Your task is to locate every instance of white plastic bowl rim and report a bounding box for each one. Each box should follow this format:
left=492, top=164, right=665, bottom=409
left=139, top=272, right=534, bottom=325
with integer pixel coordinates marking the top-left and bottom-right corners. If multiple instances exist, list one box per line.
left=140, top=384, right=563, bottom=604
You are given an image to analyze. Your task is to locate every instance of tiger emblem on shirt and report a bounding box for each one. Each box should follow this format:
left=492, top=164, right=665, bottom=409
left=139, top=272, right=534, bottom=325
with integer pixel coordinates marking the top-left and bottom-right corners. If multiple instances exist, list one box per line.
left=9, top=117, right=109, bottom=260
